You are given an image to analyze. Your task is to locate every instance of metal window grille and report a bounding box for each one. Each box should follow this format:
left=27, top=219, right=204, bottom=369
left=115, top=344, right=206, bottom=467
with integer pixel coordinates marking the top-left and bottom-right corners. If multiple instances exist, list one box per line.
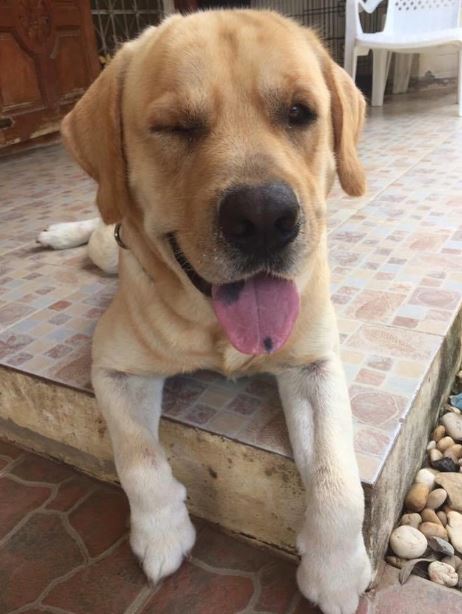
left=91, top=0, right=166, bottom=58
left=251, top=0, right=387, bottom=75
left=91, top=1, right=386, bottom=76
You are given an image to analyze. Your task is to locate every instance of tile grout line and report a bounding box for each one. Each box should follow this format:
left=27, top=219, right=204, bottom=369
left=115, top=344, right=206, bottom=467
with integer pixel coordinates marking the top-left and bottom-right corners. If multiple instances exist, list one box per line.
left=39, top=507, right=91, bottom=563
left=237, top=563, right=265, bottom=614
left=0, top=453, right=25, bottom=478
left=0, top=482, right=59, bottom=549
left=0, top=463, right=95, bottom=556
left=124, top=585, right=157, bottom=614
left=189, top=555, right=257, bottom=579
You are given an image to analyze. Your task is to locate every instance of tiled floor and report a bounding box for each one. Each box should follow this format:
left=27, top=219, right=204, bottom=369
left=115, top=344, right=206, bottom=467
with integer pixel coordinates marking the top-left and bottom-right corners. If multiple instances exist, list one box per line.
left=2, top=440, right=461, bottom=614
left=0, top=439, right=318, bottom=614
left=0, top=88, right=462, bottom=486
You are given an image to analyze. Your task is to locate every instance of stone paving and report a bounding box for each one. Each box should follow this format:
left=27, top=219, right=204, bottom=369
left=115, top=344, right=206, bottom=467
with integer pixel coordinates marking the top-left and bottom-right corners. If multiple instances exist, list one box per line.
left=0, top=439, right=319, bottom=614
left=2, top=439, right=462, bottom=613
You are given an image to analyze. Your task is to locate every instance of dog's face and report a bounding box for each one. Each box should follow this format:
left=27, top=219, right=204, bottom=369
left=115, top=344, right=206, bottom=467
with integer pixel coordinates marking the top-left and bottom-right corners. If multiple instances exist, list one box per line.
left=62, top=10, right=366, bottom=354
left=125, top=11, right=340, bottom=285
left=63, top=10, right=365, bottom=282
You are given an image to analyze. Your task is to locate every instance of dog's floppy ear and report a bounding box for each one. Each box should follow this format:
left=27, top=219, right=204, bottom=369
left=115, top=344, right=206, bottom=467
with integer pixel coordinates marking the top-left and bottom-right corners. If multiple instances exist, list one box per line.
left=316, top=44, right=366, bottom=197
left=326, top=61, right=366, bottom=196
left=61, top=45, right=134, bottom=224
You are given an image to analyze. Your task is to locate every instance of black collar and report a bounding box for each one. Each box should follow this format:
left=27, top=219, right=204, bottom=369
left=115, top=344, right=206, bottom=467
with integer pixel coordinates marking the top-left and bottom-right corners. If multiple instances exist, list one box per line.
left=167, top=233, right=212, bottom=297
left=114, top=224, right=212, bottom=297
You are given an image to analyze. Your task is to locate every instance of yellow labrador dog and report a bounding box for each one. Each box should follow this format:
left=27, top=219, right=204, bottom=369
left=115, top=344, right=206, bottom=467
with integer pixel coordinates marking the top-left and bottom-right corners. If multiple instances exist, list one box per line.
left=43, top=10, right=372, bottom=613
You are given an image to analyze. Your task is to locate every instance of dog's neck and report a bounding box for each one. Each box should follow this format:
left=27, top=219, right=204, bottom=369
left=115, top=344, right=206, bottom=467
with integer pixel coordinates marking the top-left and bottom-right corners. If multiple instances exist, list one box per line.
left=115, top=219, right=213, bottom=303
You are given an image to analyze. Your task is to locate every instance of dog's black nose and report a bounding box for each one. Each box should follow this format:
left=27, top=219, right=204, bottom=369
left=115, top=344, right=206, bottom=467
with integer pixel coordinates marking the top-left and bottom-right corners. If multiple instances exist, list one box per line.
left=218, top=182, right=300, bottom=256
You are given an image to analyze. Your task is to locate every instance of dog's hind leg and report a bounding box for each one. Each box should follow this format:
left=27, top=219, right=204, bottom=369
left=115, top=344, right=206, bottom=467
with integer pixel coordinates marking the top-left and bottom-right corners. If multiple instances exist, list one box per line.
left=87, top=222, right=118, bottom=274
left=92, top=368, right=196, bottom=584
left=38, top=218, right=118, bottom=274
left=37, top=218, right=100, bottom=249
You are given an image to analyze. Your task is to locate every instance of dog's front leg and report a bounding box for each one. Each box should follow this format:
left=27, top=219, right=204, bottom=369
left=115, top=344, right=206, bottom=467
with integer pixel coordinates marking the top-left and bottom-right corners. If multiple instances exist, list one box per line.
left=92, top=368, right=195, bottom=583
left=277, top=354, right=371, bottom=614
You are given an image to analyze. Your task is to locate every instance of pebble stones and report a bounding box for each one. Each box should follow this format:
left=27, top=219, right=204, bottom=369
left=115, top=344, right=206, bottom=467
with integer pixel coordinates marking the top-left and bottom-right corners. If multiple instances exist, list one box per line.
left=388, top=372, right=462, bottom=589
left=421, top=509, right=441, bottom=525
left=435, top=473, right=462, bottom=513
left=400, top=513, right=422, bottom=529
left=415, top=468, right=437, bottom=490
left=442, top=555, right=462, bottom=571
left=429, top=449, right=443, bottom=465
left=447, top=511, right=462, bottom=554
left=444, top=445, right=462, bottom=463
left=431, top=457, right=460, bottom=473
left=404, top=483, right=430, bottom=512
left=437, top=511, right=448, bottom=527
left=437, top=436, right=455, bottom=452
left=433, top=425, right=446, bottom=442
left=441, top=413, right=462, bottom=442
left=428, top=561, right=458, bottom=587
left=419, top=522, right=448, bottom=540
left=389, top=526, right=428, bottom=559
left=426, top=488, right=448, bottom=510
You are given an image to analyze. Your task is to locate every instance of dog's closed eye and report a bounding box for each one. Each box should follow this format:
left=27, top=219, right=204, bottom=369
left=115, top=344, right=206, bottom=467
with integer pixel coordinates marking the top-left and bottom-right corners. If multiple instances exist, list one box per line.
left=149, top=121, right=206, bottom=136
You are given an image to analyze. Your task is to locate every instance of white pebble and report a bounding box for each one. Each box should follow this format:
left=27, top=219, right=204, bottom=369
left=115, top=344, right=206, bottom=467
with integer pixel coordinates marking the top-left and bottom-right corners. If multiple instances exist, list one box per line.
left=441, top=413, right=462, bottom=442
left=415, top=468, right=437, bottom=490
left=447, top=511, right=462, bottom=554
left=389, top=525, right=427, bottom=559
left=428, top=561, right=458, bottom=587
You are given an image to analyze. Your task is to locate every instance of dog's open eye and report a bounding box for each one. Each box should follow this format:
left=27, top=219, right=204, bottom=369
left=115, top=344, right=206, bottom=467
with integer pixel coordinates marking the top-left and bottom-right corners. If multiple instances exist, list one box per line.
left=287, top=104, right=316, bottom=128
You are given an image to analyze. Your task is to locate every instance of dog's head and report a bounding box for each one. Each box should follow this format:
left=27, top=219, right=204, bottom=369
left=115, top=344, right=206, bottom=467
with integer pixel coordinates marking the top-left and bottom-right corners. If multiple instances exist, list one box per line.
left=63, top=10, right=366, bottom=355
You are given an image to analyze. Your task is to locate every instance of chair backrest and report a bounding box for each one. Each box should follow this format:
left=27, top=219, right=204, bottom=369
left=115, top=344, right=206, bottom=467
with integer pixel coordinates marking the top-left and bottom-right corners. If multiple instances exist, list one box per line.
left=384, top=0, right=461, bottom=35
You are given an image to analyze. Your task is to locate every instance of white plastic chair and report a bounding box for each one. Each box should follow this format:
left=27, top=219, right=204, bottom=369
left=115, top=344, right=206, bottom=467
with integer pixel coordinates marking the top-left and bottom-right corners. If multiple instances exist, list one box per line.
left=344, top=0, right=462, bottom=115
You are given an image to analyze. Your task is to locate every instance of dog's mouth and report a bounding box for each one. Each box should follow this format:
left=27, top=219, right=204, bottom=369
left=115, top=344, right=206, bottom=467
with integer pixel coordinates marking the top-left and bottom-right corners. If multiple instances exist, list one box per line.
left=168, top=234, right=300, bottom=355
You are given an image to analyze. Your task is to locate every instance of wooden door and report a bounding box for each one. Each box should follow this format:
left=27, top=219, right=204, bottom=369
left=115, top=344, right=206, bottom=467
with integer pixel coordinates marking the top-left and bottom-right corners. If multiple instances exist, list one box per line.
left=0, top=0, right=100, bottom=147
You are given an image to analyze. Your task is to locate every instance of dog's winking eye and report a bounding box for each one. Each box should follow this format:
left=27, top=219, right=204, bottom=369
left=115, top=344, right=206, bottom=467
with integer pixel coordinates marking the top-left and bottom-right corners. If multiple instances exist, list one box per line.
left=149, top=120, right=206, bottom=138
left=287, top=104, right=316, bottom=127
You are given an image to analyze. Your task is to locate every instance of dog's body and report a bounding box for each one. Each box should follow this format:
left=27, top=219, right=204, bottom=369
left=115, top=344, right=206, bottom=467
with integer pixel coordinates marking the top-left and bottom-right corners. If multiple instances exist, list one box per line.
left=40, top=10, right=372, bottom=613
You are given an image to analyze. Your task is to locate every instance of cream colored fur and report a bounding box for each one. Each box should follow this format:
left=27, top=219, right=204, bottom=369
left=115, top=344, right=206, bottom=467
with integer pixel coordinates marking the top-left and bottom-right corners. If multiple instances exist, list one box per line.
left=43, top=10, right=371, bottom=613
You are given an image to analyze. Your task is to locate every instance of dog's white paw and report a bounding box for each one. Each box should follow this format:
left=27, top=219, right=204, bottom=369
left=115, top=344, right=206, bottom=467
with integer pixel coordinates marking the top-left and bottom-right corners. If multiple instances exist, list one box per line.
left=130, top=500, right=196, bottom=584
left=296, top=535, right=371, bottom=614
left=37, top=218, right=100, bottom=249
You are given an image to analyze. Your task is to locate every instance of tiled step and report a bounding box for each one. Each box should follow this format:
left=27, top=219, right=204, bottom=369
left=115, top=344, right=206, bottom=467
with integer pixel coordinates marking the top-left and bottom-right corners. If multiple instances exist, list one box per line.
left=1, top=88, right=462, bottom=574
left=1, top=301, right=460, bottom=571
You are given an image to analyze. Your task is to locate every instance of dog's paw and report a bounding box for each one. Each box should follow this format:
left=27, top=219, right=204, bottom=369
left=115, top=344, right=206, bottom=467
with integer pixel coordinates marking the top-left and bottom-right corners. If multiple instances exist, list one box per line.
left=296, top=536, right=371, bottom=614
left=130, top=500, right=196, bottom=584
left=37, top=219, right=99, bottom=250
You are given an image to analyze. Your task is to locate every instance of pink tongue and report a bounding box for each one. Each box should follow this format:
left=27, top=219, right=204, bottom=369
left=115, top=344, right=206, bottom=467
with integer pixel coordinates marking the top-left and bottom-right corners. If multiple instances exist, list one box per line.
left=212, top=273, right=300, bottom=355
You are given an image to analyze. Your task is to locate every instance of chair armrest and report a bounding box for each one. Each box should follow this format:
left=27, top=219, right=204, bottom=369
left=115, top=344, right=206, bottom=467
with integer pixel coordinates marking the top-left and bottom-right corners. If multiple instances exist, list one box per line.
left=358, top=0, right=386, bottom=14
left=347, top=0, right=385, bottom=39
